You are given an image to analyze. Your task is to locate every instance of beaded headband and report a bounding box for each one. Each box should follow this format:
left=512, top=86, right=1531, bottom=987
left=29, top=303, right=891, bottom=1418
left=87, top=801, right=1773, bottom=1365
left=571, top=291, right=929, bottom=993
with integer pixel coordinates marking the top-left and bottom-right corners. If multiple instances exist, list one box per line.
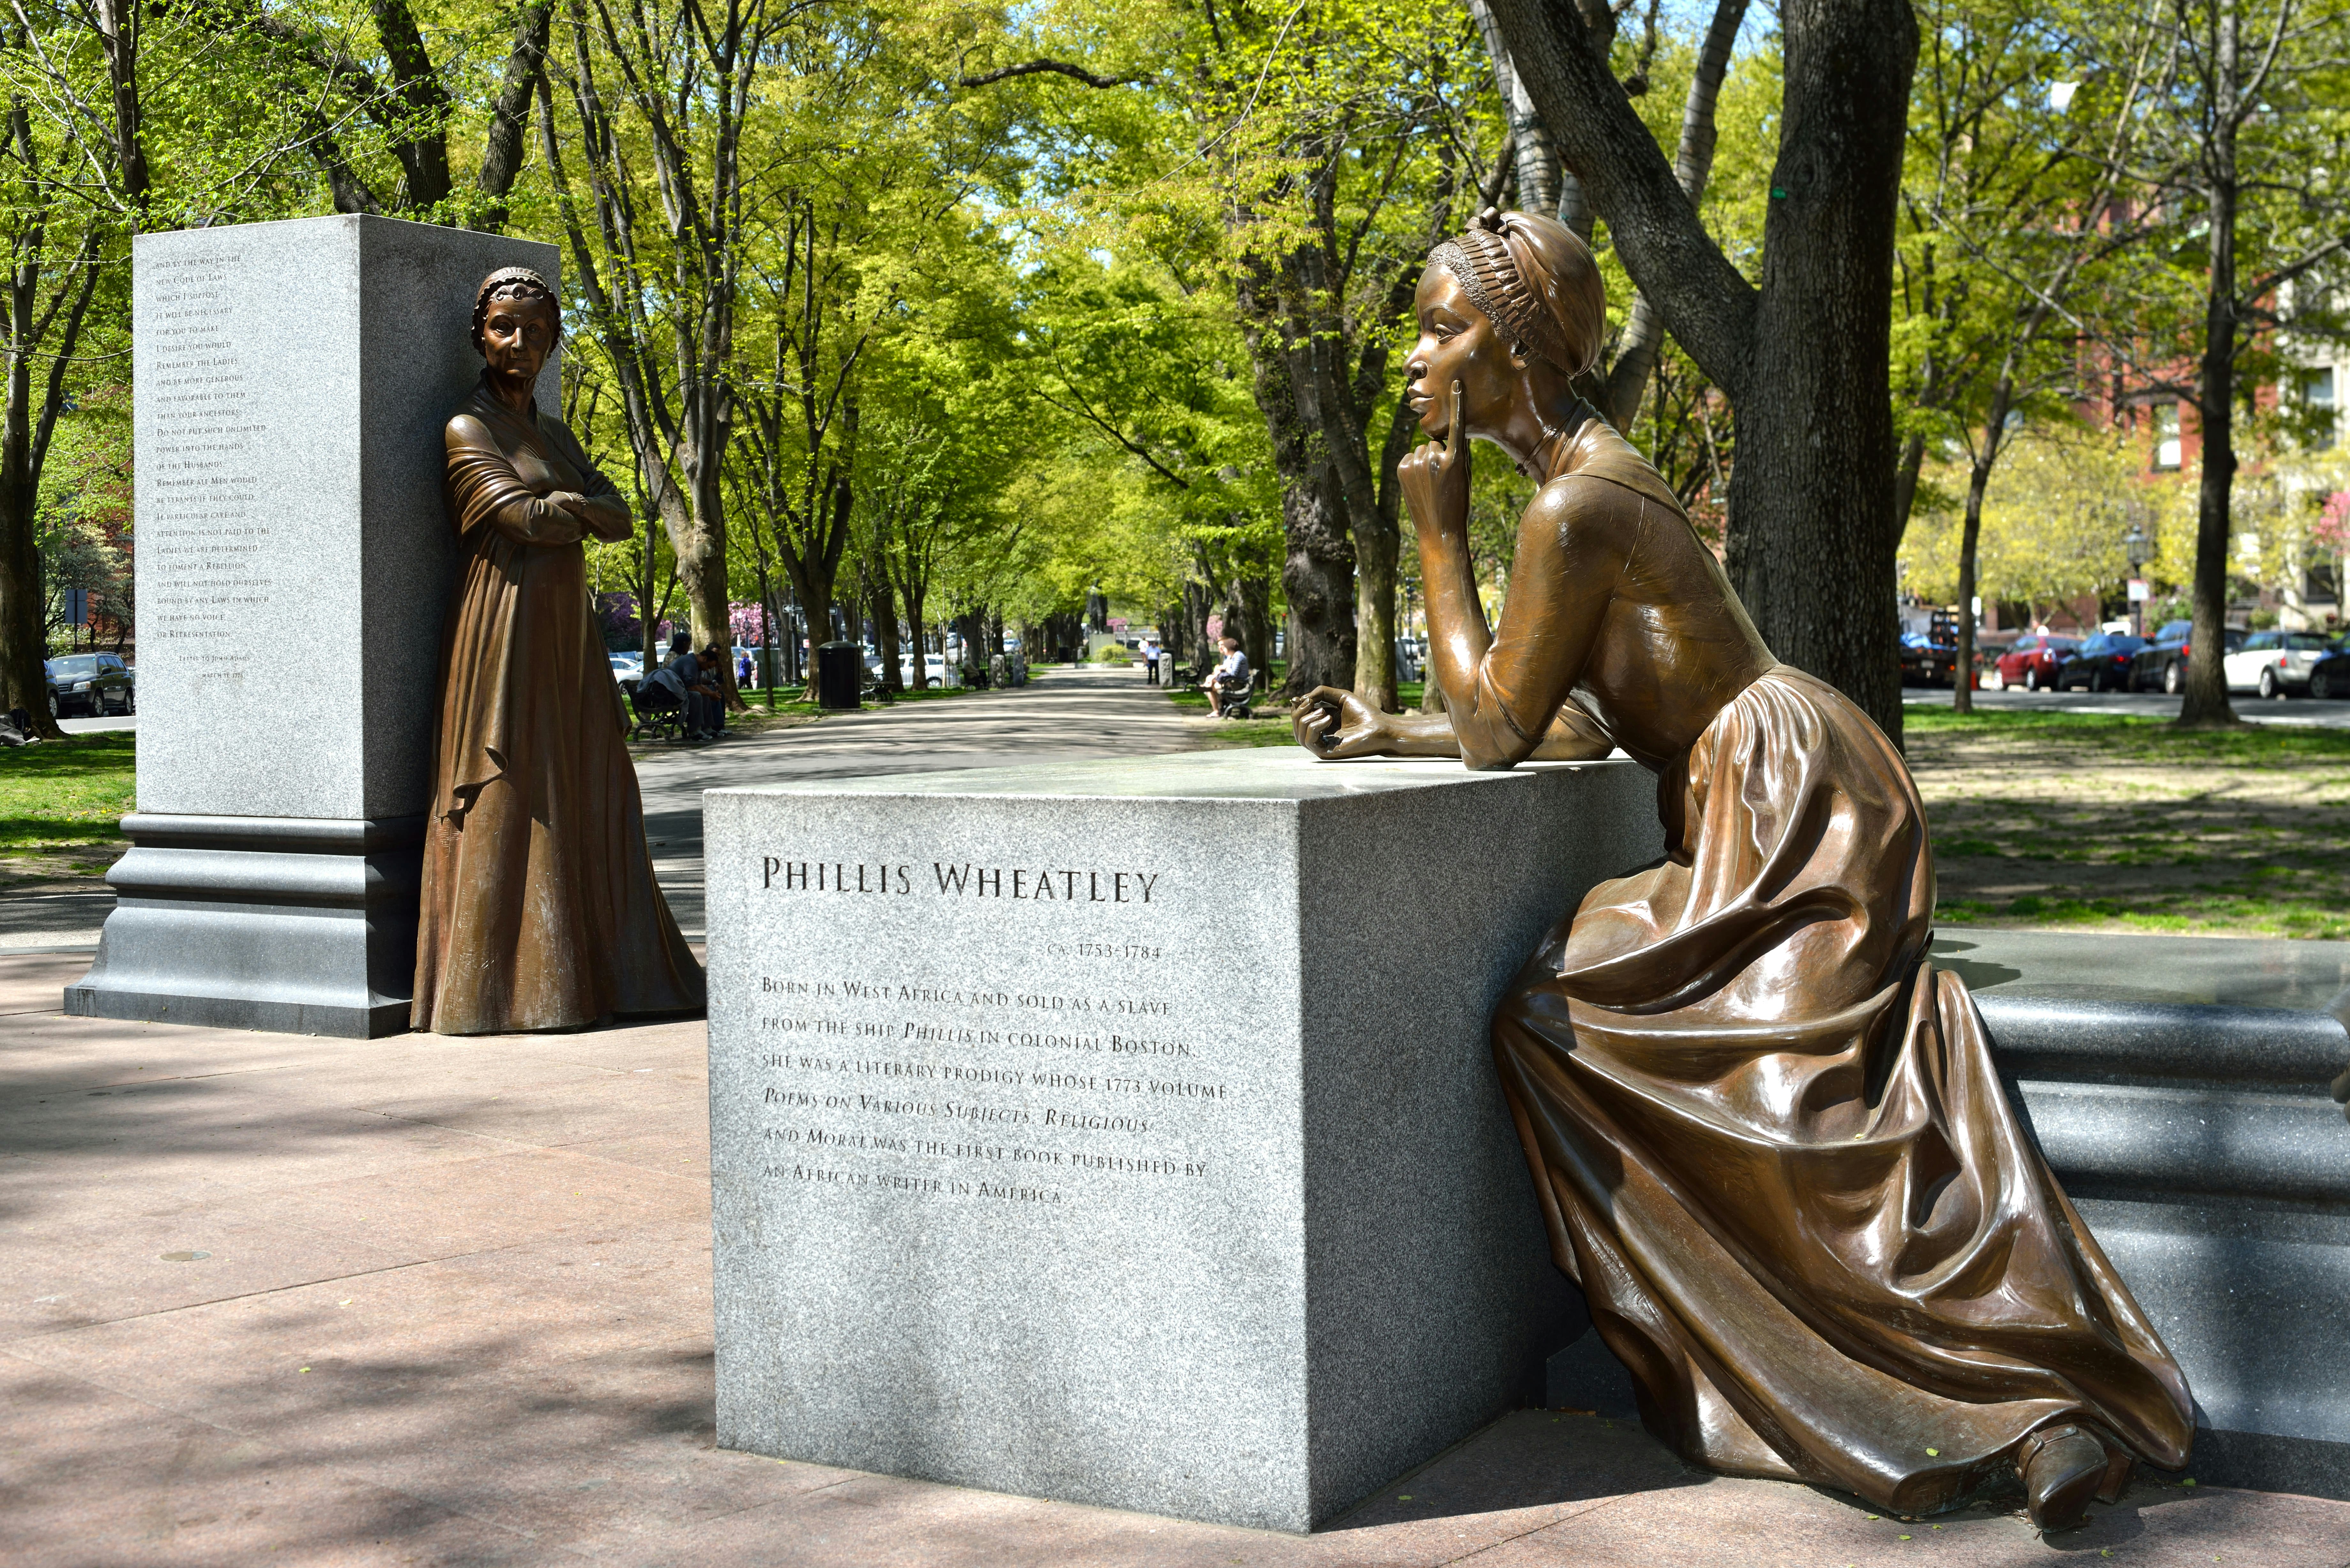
left=470, top=266, right=558, bottom=352
left=1428, top=211, right=1586, bottom=376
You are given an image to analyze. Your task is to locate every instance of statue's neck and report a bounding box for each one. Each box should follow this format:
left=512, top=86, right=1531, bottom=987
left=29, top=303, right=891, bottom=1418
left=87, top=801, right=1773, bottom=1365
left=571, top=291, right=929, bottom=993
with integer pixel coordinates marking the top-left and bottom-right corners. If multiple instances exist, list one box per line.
left=1498, top=397, right=1594, bottom=479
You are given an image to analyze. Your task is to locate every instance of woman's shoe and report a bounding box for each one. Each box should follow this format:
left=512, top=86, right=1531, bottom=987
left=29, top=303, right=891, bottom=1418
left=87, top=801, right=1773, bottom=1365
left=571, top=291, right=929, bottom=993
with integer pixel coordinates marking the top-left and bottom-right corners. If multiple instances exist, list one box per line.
left=2017, top=1424, right=2114, bottom=1532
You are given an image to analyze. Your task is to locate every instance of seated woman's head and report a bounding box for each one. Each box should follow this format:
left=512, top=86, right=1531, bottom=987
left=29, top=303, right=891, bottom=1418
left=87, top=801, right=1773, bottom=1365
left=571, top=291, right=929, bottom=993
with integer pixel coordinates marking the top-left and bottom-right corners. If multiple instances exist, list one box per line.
left=1407, top=208, right=1605, bottom=448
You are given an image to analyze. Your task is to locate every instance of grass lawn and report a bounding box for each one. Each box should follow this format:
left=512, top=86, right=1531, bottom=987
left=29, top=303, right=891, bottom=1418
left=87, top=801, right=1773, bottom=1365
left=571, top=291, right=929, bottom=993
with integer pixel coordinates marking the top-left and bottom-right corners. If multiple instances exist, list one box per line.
left=1905, top=706, right=2350, bottom=939
left=0, top=732, right=134, bottom=891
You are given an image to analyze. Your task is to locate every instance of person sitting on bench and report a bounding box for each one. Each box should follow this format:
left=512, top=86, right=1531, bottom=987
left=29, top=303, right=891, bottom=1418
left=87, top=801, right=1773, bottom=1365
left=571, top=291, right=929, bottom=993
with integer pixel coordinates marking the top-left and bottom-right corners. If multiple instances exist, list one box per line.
left=1206, top=635, right=1250, bottom=716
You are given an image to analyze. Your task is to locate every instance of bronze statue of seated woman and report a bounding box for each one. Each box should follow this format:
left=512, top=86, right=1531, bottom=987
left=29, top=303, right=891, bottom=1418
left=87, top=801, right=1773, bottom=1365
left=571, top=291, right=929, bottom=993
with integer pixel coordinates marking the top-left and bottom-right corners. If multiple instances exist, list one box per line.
left=1295, top=209, right=2191, bottom=1532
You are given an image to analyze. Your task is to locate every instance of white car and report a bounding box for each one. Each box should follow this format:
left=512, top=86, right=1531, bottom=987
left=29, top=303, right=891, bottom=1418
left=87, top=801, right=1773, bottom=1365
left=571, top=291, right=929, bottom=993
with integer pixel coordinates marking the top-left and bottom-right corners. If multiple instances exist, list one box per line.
left=609, top=652, right=644, bottom=689
left=2225, top=630, right=2334, bottom=698
left=898, top=655, right=949, bottom=686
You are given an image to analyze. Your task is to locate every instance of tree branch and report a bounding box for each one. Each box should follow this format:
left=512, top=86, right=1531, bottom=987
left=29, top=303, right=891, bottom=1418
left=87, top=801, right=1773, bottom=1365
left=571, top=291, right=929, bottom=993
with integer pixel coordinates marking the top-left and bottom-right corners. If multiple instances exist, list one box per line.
left=1481, top=0, right=1758, bottom=401
left=959, top=58, right=1135, bottom=89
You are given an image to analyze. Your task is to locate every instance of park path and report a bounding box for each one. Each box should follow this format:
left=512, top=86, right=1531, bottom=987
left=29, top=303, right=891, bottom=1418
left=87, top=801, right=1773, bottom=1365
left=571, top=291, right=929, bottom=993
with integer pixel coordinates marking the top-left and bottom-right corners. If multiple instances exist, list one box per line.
left=633, top=663, right=1200, bottom=937
left=0, top=664, right=1201, bottom=949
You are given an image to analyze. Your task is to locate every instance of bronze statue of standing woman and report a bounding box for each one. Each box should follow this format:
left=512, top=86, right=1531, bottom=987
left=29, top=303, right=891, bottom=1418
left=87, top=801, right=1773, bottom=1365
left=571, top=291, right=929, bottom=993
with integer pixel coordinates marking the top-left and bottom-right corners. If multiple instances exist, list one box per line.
left=412, top=268, right=704, bottom=1034
left=1297, top=211, right=2191, bottom=1531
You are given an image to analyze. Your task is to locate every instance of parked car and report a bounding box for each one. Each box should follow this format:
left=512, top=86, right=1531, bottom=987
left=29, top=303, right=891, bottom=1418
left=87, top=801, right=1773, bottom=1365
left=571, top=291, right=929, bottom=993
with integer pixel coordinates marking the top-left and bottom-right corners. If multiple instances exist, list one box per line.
left=2310, top=648, right=2350, bottom=699
left=2226, top=629, right=2336, bottom=698
left=2127, top=621, right=2191, bottom=692
left=2125, top=621, right=2247, bottom=693
left=1994, top=633, right=2081, bottom=691
left=44, top=652, right=134, bottom=717
left=1899, top=630, right=1958, bottom=686
left=898, top=654, right=949, bottom=687
left=609, top=652, right=643, bottom=693
left=2054, top=633, right=2146, bottom=691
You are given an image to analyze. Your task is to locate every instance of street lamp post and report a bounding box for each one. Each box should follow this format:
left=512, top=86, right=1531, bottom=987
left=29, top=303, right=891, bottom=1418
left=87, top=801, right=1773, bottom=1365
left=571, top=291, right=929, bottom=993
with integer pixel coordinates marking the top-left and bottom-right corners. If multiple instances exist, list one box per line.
left=2124, top=524, right=2151, bottom=637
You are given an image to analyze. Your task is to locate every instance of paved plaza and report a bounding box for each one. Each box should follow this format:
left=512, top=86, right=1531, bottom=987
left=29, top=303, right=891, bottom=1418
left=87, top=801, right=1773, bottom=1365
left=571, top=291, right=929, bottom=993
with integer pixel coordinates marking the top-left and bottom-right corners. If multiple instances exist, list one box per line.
left=6, top=952, right=2348, bottom=1567
left=5, top=667, right=2349, bottom=1564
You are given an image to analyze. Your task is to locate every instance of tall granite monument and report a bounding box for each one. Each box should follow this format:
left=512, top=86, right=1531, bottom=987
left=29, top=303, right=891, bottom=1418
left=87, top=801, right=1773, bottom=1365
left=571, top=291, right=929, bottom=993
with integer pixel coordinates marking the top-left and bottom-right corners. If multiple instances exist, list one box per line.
left=66, top=215, right=559, bottom=1037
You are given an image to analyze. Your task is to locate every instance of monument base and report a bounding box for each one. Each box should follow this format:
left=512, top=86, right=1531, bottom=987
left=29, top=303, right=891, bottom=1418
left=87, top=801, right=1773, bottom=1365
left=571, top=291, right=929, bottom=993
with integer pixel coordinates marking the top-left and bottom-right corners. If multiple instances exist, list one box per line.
left=64, top=813, right=423, bottom=1038
left=704, top=749, right=1667, bottom=1533
left=1978, top=997, right=2350, bottom=1501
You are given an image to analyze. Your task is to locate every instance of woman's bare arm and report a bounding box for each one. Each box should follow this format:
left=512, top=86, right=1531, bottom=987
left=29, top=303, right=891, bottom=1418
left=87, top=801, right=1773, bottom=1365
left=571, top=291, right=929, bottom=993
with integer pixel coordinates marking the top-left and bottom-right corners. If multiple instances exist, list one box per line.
left=1295, top=690, right=1615, bottom=760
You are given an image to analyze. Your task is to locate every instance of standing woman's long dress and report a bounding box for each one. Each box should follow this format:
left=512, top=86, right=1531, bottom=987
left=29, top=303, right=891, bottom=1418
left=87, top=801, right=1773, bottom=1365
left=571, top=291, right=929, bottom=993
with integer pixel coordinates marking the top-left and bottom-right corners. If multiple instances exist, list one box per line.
left=1486, top=422, right=2192, bottom=1515
left=413, top=378, right=704, bottom=1034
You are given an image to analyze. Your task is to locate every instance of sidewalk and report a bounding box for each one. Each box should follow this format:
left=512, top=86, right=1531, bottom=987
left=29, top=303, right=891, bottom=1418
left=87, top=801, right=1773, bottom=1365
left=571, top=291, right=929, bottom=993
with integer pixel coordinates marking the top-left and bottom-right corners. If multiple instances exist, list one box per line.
left=4, top=948, right=2344, bottom=1567
left=0, top=665, right=1200, bottom=952
left=633, top=664, right=1200, bottom=939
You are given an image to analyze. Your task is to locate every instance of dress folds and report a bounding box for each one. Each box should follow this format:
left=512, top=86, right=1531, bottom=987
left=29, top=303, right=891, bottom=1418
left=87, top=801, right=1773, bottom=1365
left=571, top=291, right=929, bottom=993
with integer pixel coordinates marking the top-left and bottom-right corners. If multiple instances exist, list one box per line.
left=412, top=379, right=704, bottom=1034
left=1493, top=665, right=2193, bottom=1513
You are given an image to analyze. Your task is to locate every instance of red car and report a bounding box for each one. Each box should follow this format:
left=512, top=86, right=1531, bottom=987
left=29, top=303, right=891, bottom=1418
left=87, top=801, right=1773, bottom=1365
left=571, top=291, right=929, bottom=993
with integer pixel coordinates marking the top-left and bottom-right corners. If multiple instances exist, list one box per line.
left=1993, top=634, right=2081, bottom=691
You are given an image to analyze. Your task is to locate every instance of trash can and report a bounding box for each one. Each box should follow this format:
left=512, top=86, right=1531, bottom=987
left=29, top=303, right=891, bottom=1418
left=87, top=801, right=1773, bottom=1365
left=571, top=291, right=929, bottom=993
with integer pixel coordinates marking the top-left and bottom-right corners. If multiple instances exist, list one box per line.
left=815, top=640, right=862, bottom=711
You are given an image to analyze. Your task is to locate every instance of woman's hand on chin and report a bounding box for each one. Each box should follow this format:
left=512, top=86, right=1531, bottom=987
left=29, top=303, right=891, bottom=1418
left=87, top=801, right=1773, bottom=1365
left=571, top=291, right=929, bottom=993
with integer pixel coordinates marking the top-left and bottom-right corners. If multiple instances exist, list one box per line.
left=1294, top=686, right=1393, bottom=759
left=1398, top=379, right=1471, bottom=539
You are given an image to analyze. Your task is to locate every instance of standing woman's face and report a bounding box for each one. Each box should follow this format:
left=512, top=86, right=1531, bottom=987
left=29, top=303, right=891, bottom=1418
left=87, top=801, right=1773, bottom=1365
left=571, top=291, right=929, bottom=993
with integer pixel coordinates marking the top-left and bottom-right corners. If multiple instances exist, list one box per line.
left=481, top=292, right=558, bottom=384
left=1404, top=267, right=1521, bottom=443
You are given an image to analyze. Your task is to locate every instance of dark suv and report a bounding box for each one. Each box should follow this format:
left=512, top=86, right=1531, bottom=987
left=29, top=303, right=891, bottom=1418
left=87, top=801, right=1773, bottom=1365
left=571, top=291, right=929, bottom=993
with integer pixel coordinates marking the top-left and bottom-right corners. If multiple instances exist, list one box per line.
left=2129, top=620, right=2244, bottom=693
left=45, top=652, right=134, bottom=717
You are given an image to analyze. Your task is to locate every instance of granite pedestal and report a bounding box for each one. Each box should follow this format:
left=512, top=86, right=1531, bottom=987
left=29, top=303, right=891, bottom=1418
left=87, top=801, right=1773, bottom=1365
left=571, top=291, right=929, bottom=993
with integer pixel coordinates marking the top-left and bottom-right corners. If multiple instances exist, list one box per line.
left=66, top=215, right=558, bottom=1037
left=1544, top=992, right=2350, bottom=1499
left=702, top=749, right=1666, bottom=1533
left=1980, top=996, right=2350, bottom=1500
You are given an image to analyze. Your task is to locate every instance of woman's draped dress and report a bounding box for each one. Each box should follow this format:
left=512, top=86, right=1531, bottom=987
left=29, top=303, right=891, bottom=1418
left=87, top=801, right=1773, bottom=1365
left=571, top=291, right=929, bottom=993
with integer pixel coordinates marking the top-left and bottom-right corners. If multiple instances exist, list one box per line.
left=413, top=379, right=704, bottom=1034
left=1488, top=424, right=2192, bottom=1513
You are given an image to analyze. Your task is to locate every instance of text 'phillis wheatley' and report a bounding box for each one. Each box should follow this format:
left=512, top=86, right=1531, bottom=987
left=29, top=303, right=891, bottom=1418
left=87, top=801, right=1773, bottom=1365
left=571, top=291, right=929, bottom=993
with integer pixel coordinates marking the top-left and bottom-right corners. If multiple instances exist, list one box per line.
left=761, top=860, right=1163, bottom=903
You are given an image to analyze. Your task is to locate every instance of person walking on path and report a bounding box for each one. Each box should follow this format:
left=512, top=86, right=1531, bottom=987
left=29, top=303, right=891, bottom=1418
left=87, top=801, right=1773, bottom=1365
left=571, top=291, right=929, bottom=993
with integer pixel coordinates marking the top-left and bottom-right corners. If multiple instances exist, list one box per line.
left=1143, top=637, right=1163, bottom=686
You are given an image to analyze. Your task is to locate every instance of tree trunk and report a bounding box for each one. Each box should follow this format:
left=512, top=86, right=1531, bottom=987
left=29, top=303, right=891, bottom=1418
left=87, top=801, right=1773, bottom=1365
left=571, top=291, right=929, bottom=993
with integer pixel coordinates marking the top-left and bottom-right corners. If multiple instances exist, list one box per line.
left=1231, top=574, right=1277, bottom=694
left=1891, top=430, right=1927, bottom=546
left=2180, top=16, right=2242, bottom=729
left=639, top=509, right=661, bottom=671
left=1720, top=0, right=1915, bottom=744
left=901, top=577, right=930, bottom=689
left=1483, top=0, right=1916, bottom=744
left=470, top=0, right=552, bottom=230
left=0, top=236, right=99, bottom=738
left=676, top=438, right=734, bottom=705
left=1183, top=580, right=1216, bottom=682
left=1466, top=0, right=1561, bottom=215
left=1598, top=0, right=1747, bottom=428
left=0, top=469, right=46, bottom=733
left=870, top=577, right=902, bottom=692
left=364, top=0, right=455, bottom=209
left=94, top=0, right=150, bottom=207
left=1352, top=509, right=1399, bottom=710
left=1952, top=425, right=2002, bottom=718
left=782, top=552, right=835, bottom=662
left=1248, top=335, right=1355, bottom=695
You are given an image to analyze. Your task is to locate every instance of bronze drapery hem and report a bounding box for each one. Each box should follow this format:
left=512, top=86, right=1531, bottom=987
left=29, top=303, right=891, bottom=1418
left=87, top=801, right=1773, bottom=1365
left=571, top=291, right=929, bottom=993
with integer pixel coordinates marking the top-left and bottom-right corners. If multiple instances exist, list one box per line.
left=1493, top=667, right=2191, bottom=1514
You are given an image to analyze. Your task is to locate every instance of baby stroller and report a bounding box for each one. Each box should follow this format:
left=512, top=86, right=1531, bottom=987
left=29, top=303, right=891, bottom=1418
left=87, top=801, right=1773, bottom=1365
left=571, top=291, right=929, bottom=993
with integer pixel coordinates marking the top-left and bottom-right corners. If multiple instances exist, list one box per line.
left=629, top=675, right=688, bottom=741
